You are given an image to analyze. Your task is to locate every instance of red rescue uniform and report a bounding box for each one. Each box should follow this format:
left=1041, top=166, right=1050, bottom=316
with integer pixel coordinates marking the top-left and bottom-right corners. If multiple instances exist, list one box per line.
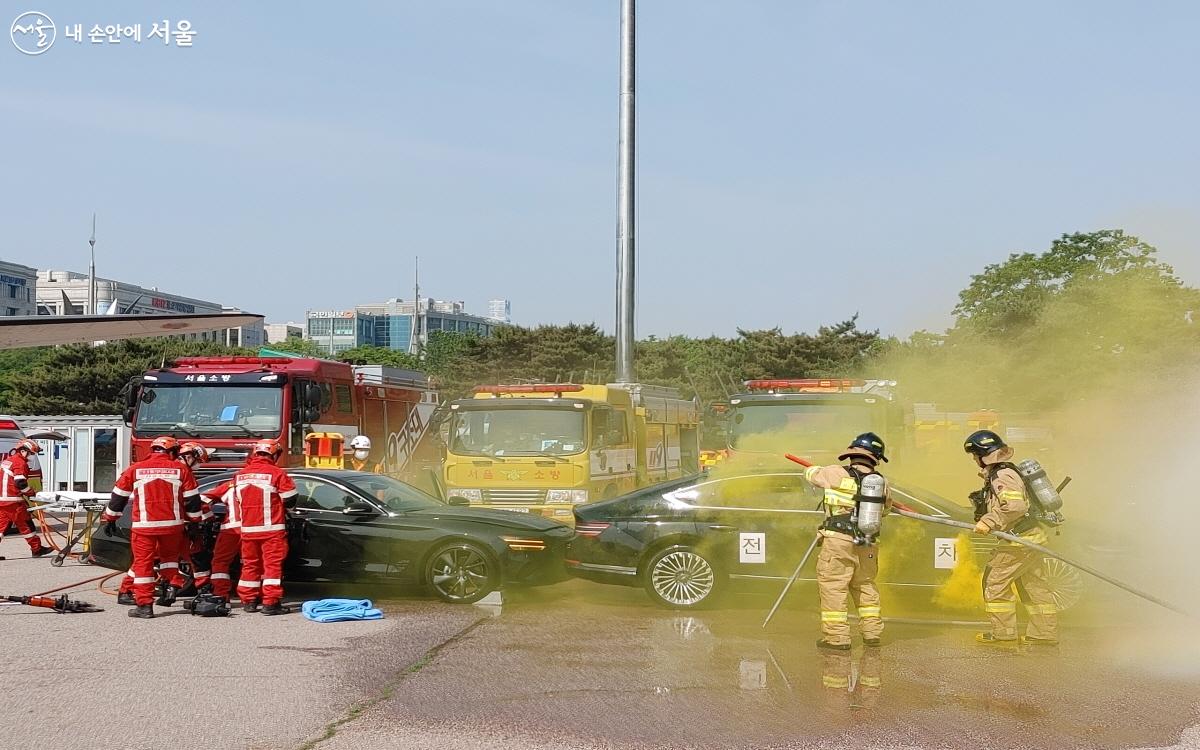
left=202, top=480, right=244, bottom=599
left=0, top=452, right=47, bottom=554
left=231, top=457, right=296, bottom=607
left=103, top=453, right=201, bottom=606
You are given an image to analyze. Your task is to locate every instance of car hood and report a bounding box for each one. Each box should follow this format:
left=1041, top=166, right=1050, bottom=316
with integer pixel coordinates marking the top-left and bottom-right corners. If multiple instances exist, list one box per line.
left=407, top=505, right=569, bottom=533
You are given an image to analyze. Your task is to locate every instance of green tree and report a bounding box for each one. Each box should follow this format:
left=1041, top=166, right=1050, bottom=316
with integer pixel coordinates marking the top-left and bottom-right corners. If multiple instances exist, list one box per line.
left=0, top=347, right=52, bottom=411
left=338, top=345, right=420, bottom=369
left=265, top=337, right=328, bottom=358
left=7, top=339, right=248, bottom=414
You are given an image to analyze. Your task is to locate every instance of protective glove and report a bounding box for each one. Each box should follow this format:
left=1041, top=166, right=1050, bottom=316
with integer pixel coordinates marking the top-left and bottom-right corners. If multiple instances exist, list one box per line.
left=973, top=520, right=990, bottom=535
left=104, top=520, right=118, bottom=537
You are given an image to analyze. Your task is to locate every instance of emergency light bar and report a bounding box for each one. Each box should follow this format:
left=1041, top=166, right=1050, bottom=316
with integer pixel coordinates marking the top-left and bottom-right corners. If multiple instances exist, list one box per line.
left=474, top=384, right=585, bottom=395
left=173, top=357, right=294, bottom=367
left=744, top=379, right=865, bottom=392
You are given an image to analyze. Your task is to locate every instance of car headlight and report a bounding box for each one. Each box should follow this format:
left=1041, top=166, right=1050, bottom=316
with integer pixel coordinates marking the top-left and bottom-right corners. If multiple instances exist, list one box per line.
left=546, top=489, right=589, bottom=504
left=450, top=488, right=483, bottom=502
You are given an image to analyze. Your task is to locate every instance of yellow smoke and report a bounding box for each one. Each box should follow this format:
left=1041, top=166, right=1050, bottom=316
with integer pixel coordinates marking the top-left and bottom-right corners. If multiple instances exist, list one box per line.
left=930, top=535, right=984, bottom=612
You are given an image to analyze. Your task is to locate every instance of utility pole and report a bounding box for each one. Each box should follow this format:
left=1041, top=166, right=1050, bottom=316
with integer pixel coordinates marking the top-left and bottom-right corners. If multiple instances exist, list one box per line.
left=614, top=0, right=636, bottom=383
left=88, top=213, right=97, bottom=315
left=412, top=256, right=422, bottom=357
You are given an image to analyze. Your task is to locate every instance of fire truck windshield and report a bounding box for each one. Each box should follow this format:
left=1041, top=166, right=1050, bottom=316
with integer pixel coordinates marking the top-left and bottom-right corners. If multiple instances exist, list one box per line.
left=134, top=385, right=283, bottom=439
left=729, top=402, right=881, bottom=448
left=449, top=408, right=585, bottom=457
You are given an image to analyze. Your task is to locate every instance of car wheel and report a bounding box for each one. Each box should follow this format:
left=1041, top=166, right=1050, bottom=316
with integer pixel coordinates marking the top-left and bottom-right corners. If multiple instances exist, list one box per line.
left=643, top=544, right=720, bottom=609
left=426, top=542, right=498, bottom=604
left=1043, top=558, right=1084, bottom=612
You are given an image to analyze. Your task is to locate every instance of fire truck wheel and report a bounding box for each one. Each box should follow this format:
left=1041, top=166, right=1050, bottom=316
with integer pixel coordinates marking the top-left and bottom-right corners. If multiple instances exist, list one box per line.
left=426, top=541, right=498, bottom=604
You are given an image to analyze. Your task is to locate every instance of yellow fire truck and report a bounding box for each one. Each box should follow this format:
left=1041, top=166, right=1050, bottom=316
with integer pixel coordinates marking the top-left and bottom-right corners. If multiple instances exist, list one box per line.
left=442, top=383, right=700, bottom=523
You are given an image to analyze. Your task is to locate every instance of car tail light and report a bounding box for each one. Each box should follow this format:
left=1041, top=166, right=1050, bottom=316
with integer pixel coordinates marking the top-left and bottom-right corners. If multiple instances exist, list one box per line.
left=574, top=522, right=610, bottom=538
left=501, top=536, right=546, bottom=552
left=0, top=419, right=20, bottom=430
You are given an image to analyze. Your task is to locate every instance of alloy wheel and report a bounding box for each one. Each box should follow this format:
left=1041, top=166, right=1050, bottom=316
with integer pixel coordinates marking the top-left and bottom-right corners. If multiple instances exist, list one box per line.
left=429, top=544, right=493, bottom=603
left=650, top=549, right=715, bottom=607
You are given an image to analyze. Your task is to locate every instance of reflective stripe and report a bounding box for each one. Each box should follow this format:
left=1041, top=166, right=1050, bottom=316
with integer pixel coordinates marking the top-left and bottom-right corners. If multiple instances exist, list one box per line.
left=131, top=519, right=185, bottom=528
left=220, top=521, right=243, bottom=530
left=18, top=532, right=34, bottom=539
left=238, top=580, right=262, bottom=588
left=182, top=488, right=199, bottom=497
left=125, top=569, right=135, bottom=577
left=262, top=578, right=281, bottom=586
left=1025, top=603, right=1057, bottom=615
left=279, top=489, right=297, bottom=499
left=110, top=486, right=132, bottom=497
left=159, top=562, right=180, bottom=570
left=193, top=571, right=210, bottom=578
left=986, top=602, right=1017, bottom=613
left=858, top=606, right=881, bottom=618
left=132, top=576, right=157, bottom=585
left=240, top=523, right=287, bottom=534
left=822, top=676, right=849, bottom=688
left=999, top=491, right=1025, bottom=501
left=860, top=677, right=882, bottom=687
left=211, top=573, right=231, bottom=580
left=821, top=610, right=849, bottom=623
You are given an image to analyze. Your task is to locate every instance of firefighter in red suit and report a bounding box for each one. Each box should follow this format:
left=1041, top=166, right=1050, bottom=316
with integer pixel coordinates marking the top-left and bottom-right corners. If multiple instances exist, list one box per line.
left=201, top=474, right=243, bottom=602
left=0, top=439, right=52, bottom=558
left=116, top=441, right=212, bottom=605
left=233, top=439, right=297, bottom=615
left=102, top=436, right=201, bottom=619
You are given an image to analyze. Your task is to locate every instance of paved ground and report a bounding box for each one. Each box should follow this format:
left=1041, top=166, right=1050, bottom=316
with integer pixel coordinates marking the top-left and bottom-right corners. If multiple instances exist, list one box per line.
left=2, top=545, right=1197, bottom=750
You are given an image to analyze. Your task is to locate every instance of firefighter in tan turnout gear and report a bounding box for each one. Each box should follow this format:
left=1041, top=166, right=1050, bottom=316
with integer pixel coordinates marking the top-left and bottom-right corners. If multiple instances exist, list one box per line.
left=804, top=432, right=892, bottom=650
left=964, top=429, right=1059, bottom=646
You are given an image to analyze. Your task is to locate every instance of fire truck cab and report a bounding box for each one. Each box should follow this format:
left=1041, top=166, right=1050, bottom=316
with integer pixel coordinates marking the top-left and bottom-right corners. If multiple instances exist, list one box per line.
left=441, top=383, right=701, bottom=523
left=723, top=379, right=905, bottom=466
left=123, top=357, right=438, bottom=481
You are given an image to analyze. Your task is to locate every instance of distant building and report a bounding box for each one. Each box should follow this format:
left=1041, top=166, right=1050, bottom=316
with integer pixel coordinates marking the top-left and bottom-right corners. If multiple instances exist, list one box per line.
left=219, top=307, right=266, bottom=349
left=304, top=297, right=499, bottom=355
left=0, top=259, right=38, bottom=317
left=264, top=322, right=304, bottom=344
left=34, top=269, right=255, bottom=345
left=487, top=298, right=512, bottom=324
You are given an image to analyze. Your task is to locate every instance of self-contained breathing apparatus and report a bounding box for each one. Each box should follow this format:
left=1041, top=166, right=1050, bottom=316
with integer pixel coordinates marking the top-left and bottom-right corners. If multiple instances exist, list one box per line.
left=183, top=592, right=232, bottom=617
left=820, top=468, right=887, bottom=545
left=974, top=458, right=1067, bottom=529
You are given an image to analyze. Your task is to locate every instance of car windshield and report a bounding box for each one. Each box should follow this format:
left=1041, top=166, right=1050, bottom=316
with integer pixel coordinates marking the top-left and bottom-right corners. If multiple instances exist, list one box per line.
left=449, top=408, right=585, bottom=457
left=730, top=402, right=880, bottom=449
left=134, top=385, right=283, bottom=438
left=340, top=473, right=444, bottom=512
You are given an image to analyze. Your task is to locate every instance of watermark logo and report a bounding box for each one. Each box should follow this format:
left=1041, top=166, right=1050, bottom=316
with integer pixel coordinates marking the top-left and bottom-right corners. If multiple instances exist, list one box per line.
left=10, top=11, right=55, bottom=55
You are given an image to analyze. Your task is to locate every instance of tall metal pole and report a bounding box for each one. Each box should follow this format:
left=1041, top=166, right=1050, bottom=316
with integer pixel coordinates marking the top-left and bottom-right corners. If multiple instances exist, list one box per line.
left=614, top=0, right=636, bottom=383
left=88, top=213, right=97, bottom=315
left=413, top=256, right=422, bottom=357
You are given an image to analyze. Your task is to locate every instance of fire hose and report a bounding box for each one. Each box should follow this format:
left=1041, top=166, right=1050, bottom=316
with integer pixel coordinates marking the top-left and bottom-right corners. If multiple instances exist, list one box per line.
left=773, top=453, right=1191, bottom=620
left=890, top=506, right=1190, bottom=617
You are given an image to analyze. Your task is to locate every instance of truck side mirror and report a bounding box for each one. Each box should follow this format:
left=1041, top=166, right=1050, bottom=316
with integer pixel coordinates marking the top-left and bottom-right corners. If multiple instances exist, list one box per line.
left=304, top=407, right=321, bottom=423
left=305, top=384, right=323, bottom=408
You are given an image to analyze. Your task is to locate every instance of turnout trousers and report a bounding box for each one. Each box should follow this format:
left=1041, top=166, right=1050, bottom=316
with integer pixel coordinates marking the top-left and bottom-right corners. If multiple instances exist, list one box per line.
left=209, top=529, right=241, bottom=599
left=0, top=502, right=44, bottom=553
left=816, top=535, right=883, bottom=646
left=129, top=530, right=186, bottom=607
left=238, top=532, right=287, bottom=606
left=983, top=545, right=1059, bottom=641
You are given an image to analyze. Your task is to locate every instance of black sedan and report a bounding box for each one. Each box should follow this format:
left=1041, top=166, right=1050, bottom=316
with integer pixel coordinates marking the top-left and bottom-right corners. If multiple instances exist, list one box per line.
left=567, top=471, right=1085, bottom=613
left=91, top=469, right=572, bottom=604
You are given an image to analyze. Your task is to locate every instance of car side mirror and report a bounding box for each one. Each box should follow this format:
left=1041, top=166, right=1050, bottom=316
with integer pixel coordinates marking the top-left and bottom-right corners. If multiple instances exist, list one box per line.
left=342, top=500, right=378, bottom=516
left=447, top=495, right=470, bottom=507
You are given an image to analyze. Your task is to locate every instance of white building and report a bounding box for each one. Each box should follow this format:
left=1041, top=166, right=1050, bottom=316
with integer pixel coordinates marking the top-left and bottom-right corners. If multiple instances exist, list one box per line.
left=487, top=298, right=512, bottom=324
left=264, top=322, right=304, bottom=344
left=219, top=307, right=266, bottom=349
left=0, top=259, right=38, bottom=316
left=34, top=269, right=252, bottom=344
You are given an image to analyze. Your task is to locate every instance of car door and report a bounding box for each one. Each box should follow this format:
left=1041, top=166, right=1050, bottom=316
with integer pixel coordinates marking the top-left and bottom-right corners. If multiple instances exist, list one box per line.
left=684, top=473, right=823, bottom=584
left=286, top=476, right=405, bottom=583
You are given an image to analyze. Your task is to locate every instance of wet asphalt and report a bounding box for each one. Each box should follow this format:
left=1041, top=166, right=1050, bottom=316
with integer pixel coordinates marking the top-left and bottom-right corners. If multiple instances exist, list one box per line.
left=2, top=548, right=1197, bottom=750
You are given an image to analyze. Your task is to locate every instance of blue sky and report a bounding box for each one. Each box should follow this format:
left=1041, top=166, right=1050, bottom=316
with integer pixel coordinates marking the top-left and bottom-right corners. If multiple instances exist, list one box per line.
left=3, top=1, right=1198, bottom=337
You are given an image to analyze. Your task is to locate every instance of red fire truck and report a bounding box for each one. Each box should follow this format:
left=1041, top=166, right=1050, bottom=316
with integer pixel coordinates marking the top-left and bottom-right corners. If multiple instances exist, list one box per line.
left=122, top=357, right=439, bottom=482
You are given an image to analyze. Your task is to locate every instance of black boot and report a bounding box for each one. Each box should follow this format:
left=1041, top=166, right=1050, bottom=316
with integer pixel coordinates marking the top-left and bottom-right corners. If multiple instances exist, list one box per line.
left=128, top=604, right=154, bottom=619
left=116, top=591, right=136, bottom=606
left=30, top=546, right=52, bottom=558
left=155, top=585, right=180, bottom=607
left=816, top=639, right=851, bottom=651
left=242, top=599, right=261, bottom=613
left=261, top=602, right=291, bottom=616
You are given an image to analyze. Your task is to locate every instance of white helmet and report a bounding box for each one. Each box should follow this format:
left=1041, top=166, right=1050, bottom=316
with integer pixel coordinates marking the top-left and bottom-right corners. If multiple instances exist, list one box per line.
left=349, top=435, right=372, bottom=451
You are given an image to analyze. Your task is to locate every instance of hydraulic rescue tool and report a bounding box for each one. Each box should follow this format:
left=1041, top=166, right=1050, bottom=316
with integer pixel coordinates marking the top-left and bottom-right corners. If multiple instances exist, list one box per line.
left=3, top=593, right=103, bottom=613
